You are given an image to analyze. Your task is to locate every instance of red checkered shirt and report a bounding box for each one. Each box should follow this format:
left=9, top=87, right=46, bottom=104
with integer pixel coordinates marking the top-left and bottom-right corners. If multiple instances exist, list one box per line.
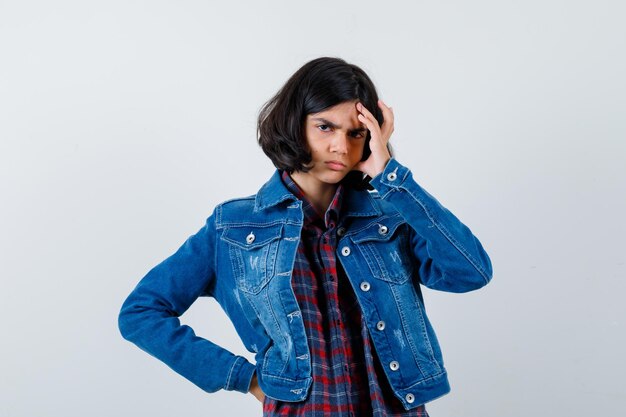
left=261, top=171, right=430, bottom=417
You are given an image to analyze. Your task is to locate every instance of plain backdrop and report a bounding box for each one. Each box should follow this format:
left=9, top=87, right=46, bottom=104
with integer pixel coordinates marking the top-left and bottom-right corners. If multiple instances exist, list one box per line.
left=1, top=1, right=624, bottom=416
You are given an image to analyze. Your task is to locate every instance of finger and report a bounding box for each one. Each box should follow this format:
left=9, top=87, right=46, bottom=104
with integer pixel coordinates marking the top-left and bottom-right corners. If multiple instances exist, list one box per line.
left=357, top=112, right=379, bottom=134
left=357, top=102, right=390, bottom=145
left=356, top=102, right=377, bottom=123
left=359, top=114, right=385, bottom=145
left=360, top=101, right=392, bottom=135
left=376, top=100, right=395, bottom=140
left=378, top=99, right=394, bottom=123
left=381, top=117, right=393, bottom=134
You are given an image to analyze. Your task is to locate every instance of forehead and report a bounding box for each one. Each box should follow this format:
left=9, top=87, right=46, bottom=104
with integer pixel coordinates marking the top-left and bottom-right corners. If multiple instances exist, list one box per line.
left=306, top=100, right=364, bottom=128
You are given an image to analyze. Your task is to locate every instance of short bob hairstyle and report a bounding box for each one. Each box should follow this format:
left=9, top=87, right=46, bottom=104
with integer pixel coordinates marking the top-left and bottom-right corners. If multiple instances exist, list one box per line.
left=257, top=57, right=393, bottom=190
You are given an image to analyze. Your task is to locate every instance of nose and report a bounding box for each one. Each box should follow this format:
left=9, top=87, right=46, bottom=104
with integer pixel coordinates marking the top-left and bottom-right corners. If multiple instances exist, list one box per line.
left=329, top=132, right=348, bottom=154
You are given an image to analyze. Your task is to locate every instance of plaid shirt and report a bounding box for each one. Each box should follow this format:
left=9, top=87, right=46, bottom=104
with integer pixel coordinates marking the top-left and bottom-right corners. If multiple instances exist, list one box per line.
left=262, top=171, right=429, bottom=417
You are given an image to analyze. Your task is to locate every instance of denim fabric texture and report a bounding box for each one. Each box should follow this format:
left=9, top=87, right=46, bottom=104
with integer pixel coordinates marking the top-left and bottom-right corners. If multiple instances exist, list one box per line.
left=118, top=158, right=493, bottom=410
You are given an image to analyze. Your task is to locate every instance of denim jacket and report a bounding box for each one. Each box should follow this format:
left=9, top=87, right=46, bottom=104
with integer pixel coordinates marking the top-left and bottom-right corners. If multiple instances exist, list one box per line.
left=118, top=158, right=493, bottom=409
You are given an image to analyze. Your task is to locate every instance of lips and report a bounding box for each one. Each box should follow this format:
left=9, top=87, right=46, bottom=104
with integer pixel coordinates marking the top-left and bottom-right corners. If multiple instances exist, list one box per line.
left=325, top=160, right=347, bottom=170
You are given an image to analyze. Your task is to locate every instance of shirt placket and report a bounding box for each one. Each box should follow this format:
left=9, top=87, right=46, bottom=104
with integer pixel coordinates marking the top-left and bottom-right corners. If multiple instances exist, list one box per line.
left=319, top=215, right=359, bottom=417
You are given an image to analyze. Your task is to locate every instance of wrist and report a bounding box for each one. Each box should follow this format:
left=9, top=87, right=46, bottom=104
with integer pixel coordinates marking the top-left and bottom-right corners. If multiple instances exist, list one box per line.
left=249, top=372, right=258, bottom=391
left=369, top=156, right=391, bottom=178
left=249, top=372, right=265, bottom=402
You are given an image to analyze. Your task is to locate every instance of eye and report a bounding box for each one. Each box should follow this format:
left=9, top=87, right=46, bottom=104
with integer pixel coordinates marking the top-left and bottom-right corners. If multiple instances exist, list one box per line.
left=350, top=131, right=365, bottom=139
left=317, top=124, right=332, bottom=132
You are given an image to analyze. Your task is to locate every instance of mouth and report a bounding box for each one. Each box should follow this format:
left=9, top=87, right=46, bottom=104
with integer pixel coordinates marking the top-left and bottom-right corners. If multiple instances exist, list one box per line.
left=325, top=160, right=347, bottom=170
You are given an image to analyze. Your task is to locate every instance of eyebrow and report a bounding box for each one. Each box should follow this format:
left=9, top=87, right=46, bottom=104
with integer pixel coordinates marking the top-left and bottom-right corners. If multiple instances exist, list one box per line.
left=311, top=117, right=367, bottom=132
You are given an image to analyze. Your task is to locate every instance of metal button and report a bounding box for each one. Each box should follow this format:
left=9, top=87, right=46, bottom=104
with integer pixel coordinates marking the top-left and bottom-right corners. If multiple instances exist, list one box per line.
left=378, top=225, right=388, bottom=235
left=389, top=361, right=399, bottom=371
left=341, top=246, right=351, bottom=256
left=337, top=227, right=346, bottom=236
left=246, top=232, right=255, bottom=244
left=406, top=393, right=415, bottom=403
left=376, top=320, right=386, bottom=331
left=387, top=172, right=397, bottom=181
left=360, top=281, right=371, bottom=292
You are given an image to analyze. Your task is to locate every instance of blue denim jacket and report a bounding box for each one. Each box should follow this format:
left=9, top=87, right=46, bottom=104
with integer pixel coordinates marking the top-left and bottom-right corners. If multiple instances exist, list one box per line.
left=118, top=158, right=493, bottom=409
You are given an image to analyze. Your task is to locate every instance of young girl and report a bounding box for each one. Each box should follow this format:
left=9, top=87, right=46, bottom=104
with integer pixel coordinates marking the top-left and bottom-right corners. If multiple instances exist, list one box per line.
left=119, top=57, right=493, bottom=416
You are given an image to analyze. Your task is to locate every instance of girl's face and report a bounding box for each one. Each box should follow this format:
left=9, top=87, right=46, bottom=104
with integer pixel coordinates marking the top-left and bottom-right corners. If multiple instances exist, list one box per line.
left=298, top=100, right=367, bottom=188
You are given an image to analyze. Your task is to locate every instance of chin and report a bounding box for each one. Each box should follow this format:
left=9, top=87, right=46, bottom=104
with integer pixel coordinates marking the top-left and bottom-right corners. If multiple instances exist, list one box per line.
left=319, top=171, right=348, bottom=184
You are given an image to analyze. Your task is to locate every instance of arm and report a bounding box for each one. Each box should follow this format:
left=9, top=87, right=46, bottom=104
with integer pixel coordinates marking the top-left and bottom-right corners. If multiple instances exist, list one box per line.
left=117, top=211, right=256, bottom=394
left=369, top=158, right=493, bottom=292
left=355, top=100, right=493, bottom=293
left=370, top=158, right=492, bottom=292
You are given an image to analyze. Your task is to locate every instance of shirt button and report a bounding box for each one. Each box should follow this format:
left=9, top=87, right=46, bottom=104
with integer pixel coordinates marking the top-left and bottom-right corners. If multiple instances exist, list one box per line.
left=378, top=225, right=388, bottom=235
left=246, top=232, right=255, bottom=244
left=406, top=393, right=415, bottom=403
left=376, top=320, right=385, bottom=331
left=387, top=171, right=397, bottom=181
left=360, top=281, right=371, bottom=292
left=341, top=246, right=351, bottom=256
left=389, top=361, right=400, bottom=371
left=337, top=227, right=346, bottom=236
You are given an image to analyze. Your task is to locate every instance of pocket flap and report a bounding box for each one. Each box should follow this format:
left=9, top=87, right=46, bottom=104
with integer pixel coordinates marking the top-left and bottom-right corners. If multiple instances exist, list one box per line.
left=221, top=224, right=283, bottom=249
left=350, top=215, right=406, bottom=243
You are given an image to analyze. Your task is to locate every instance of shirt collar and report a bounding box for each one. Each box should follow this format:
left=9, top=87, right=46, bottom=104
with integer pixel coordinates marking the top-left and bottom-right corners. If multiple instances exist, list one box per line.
left=281, top=170, right=344, bottom=228
left=254, top=168, right=381, bottom=219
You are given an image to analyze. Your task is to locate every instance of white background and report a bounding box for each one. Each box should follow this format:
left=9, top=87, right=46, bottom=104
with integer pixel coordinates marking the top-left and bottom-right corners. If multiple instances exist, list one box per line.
left=1, top=1, right=624, bottom=416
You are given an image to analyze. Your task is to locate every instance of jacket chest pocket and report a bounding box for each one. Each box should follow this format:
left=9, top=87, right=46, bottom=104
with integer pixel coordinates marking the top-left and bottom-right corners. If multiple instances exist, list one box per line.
left=220, top=224, right=283, bottom=294
left=350, top=218, right=414, bottom=285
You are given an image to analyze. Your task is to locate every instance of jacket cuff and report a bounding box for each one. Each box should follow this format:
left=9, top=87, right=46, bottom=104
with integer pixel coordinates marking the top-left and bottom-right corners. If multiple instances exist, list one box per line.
left=224, top=356, right=256, bottom=393
left=369, top=158, right=410, bottom=198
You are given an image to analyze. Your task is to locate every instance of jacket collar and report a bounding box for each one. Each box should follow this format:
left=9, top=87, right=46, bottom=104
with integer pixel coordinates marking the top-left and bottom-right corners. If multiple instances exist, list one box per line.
left=254, top=169, right=381, bottom=218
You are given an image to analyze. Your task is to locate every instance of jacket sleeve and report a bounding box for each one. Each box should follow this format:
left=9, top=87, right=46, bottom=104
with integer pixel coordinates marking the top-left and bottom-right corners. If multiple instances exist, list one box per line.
left=117, top=211, right=256, bottom=393
left=368, top=158, right=493, bottom=293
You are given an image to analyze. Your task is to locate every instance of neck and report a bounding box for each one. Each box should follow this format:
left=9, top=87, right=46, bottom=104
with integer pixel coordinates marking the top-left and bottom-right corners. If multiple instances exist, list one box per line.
left=290, top=172, right=338, bottom=215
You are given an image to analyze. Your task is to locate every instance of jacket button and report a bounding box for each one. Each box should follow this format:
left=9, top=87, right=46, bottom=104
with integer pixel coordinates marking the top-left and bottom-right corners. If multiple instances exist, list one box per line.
left=406, top=393, right=415, bottom=403
left=387, top=171, right=397, bottom=181
left=337, top=227, right=346, bottom=236
left=341, top=246, right=351, bottom=256
left=376, top=321, right=385, bottom=331
left=378, top=225, right=388, bottom=235
left=389, top=361, right=399, bottom=371
left=246, top=232, right=255, bottom=244
left=360, top=281, right=371, bottom=292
